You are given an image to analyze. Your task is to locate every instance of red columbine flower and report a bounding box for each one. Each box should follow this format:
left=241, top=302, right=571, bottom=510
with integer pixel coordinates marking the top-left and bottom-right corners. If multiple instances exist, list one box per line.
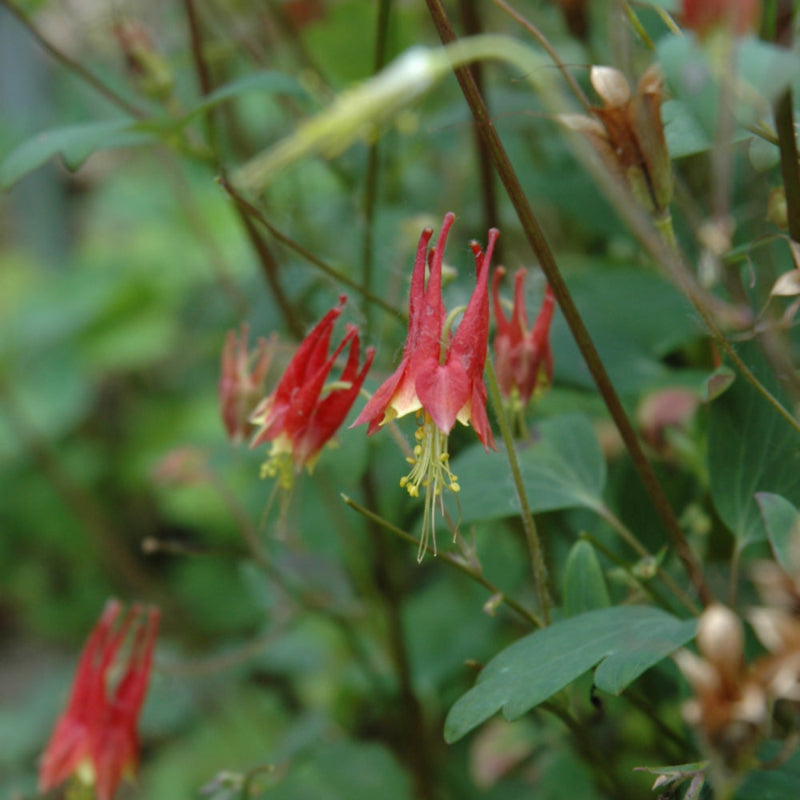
left=219, top=323, right=273, bottom=444
left=352, top=212, right=497, bottom=559
left=40, top=600, right=160, bottom=800
left=250, top=296, right=374, bottom=487
left=682, top=0, right=760, bottom=39
left=492, top=268, right=556, bottom=411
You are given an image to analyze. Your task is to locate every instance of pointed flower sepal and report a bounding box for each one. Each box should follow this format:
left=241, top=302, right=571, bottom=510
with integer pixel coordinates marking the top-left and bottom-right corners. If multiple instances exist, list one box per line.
left=492, top=267, right=556, bottom=412
left=352, top=213, right=497, bottom=560
left=250, top=296, right=375, bottom=489
left=219, top=323, right=273, bottom=444
left=39, top=599, right=160, bottom=800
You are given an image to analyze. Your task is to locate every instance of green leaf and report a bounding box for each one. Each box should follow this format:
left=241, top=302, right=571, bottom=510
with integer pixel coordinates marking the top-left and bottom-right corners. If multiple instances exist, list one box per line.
left=549, top=266, right=702, bottom=393
left=450, top=413, right=606, bottom=524
left=562, top=540, right=611, bottom=617
left=662, top=99, right=714, bottom=159
left=735, top=742, right=800, bottom=799
left=178, top=71, right=308, bottom=126
left=444, top=605, right=696, bottom=742
left=756, top=492, right=800, bottom=572
left=708, top=343, right=800, bottom=549
left=0, top=119, right=157, bottom=190
left=658, top=35, right=800, bottom=142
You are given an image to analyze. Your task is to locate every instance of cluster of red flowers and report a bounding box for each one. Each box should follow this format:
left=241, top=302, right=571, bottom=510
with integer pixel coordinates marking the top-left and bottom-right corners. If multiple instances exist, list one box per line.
left=218, top=213, right=557, bottom=557
left=42, top=216, right=556, bottom=800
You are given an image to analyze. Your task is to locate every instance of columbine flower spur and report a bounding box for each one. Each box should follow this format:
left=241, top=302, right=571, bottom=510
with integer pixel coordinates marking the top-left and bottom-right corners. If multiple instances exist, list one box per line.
left=352, top=212, right=497, bottom=560
left=39, top=600, right=159, bottom=800
left=250, top=296, right=374, bottom=488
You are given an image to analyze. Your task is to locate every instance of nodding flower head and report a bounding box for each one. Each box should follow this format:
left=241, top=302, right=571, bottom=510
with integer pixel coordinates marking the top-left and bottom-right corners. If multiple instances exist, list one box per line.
left=352, top=213, right=497, bottom=559
left=39, top=600, right=160, bottom=800
left=250, top=297, right=374, bottom=488
left=492, top=268, right=555, bottom=411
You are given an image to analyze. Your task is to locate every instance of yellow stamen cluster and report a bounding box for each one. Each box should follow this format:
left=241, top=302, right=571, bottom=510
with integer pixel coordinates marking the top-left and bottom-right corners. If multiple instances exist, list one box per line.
left=260, top=438, right=296, bottom=490
left=399, top=411, right=460, bottom=561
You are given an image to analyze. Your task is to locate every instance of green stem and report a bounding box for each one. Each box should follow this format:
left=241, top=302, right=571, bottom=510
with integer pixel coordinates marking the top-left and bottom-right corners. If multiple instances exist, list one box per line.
left=341, top=493, right=543, bottom=628
left=578, top=532, right=674, bottom=612
left=540, top=701, right=635, bottom=800
left=423, top=2, right=714, bottom=607
left=593, top=504, right=700, bottom=615
left=360, top=0, right=393, bottom=340
left=485, top=357, right=552, bottom=624
left=657, top=214, right=800, bottom=440
left=361, top=470, right=437, bottom=800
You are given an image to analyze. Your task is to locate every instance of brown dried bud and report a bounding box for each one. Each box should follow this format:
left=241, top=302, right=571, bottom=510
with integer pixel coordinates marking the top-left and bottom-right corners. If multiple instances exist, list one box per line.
left=563, top=64, right=673, bottom=215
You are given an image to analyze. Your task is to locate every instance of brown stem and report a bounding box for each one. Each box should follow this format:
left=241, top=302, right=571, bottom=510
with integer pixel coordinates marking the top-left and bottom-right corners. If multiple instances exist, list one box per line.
left=424, top=0, right=713, bottom=607
left=458, top=0, right=502, bottom=251
left=0, top=0, right=147, bottom=119
left=183, top=0, right=219, bottom=155
left=489, top=0, right=593, bottom=114
left=235, top=207, right=305, bottom=340
left=773, top=2, right=800, bottom=243
left=220, top=176, right=405, bottom=322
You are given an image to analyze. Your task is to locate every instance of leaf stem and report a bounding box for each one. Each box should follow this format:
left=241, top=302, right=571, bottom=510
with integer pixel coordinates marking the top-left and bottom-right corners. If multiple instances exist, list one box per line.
left=485, top=356, right=553, bottom=624
left=341, top=493, right=543, bottom=628
left=594, top=504, right=700, bottom=615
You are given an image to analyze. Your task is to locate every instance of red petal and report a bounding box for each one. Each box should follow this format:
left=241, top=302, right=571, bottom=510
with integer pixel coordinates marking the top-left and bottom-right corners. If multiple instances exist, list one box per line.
left=415, top=357, right=471, bottom=435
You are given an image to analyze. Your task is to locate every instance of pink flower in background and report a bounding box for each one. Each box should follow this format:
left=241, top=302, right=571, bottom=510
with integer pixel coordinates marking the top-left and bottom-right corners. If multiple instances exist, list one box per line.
left=492, top=268, right=555, bottom=409
left=219, top=323, right=273, bottom=443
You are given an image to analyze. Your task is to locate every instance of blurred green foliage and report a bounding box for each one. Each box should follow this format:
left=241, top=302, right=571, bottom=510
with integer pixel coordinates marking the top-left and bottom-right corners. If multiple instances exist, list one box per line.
left=2, top=0, right=800, bottom=799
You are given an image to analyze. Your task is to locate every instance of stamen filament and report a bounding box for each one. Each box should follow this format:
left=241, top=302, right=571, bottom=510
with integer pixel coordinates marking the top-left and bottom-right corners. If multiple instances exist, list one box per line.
left=399, top=411, right=461, bottom=561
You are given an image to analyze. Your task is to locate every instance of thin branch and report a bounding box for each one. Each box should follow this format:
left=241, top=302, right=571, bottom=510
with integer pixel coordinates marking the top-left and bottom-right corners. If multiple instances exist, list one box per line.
left=341, top=493, right=544, bottom=628
left=0, top=0, right=148, bottom=119
left=485, top=356, right=552, bottom=623
left=424, top=0, right=714, bottom=607
left=490, top=0, right=593, bottom=114
left=219, top=176, right=405, bottom=322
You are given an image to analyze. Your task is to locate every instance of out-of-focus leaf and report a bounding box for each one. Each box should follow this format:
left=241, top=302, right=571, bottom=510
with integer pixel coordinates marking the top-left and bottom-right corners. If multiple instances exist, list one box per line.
left=449, top=414, right=606, bottom=524
left=662, top=98, right=716, bottom=158
left=658, top=35, right=800, bottom=142
left=703, top=365, right=735, bottom=402
left=562, top=540, right=610, bottom=617
left=549, top=265, right=702, bottom=394
left=275, top=739, right=413, bottom=800
left=756, top=492, right=800, bottom=572
left=444, top=605, right=695, bottom=742
left=178, top=71, right=309, bottom=125
left=0, top=119, right=157, bottom=189
left=735, top=742, right=800, bottom=799
left=708, top=343, right=800, bottom=549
